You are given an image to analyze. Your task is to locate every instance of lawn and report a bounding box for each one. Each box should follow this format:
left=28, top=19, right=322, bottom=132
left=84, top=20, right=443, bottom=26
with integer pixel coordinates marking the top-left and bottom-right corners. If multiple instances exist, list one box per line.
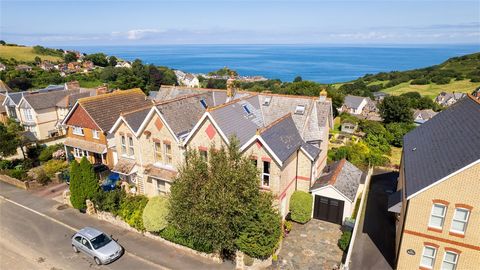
left=0, top=46, right=63, bottom=62
left=381, top=80, right=480, bottom=99
left=388, top=147, right=402, bottom=167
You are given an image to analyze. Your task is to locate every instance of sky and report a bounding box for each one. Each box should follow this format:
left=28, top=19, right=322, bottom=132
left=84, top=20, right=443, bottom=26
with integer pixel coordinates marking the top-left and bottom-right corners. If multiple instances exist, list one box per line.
left=0, top=0, right=479, bottom=46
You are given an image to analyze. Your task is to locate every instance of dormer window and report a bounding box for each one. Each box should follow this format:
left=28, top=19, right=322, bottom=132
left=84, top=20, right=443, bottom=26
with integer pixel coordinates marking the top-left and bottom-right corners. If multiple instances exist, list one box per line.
left=242, top=104, right=252, bottom=115
left=200, top=98, right=208, bottom=109
left=263, top=97, right=272, bottom=106
left=295, top=105, right=306, bottom=115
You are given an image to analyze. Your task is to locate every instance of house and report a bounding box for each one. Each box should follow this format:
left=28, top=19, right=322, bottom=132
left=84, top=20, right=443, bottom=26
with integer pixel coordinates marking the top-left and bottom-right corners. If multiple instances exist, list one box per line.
left=174, top=70, right=200, bottom=88
left=55, top=88, right=97, bottom=135
left=67, top=62, right=82, bottom=71
left=115, top=61, right=132, bottom=68
left=39, top=61, right=55, bottom=71
left=109, top=85, right=333, bottom=218
left=15, top=64, right=32, bottom=72
left=341, top=95, right=370, bottom=115
left=434, top=92, right=466, bottom=107
left=341, top=121, right=358, bottom=134
left=82, top=61, right=94, bottom=70
left=373, top=91, right=388, bottom=101
left=0, top=63, right=6, bottom=71
left=393, top=95, right=480, bottom=270
left=413, top=109, right=438, bottom=125
left=310, top=159, right=365, bottom=224
left=148, top=85, right=249, bottom=102
left=0, top=94, right=7, bottom=124
left=62, top=89, right=152, bottom=167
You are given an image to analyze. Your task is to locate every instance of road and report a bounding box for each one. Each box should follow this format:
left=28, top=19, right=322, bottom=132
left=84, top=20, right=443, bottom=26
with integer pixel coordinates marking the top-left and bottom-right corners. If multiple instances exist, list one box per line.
left=0, top=181, right=233, bottom=270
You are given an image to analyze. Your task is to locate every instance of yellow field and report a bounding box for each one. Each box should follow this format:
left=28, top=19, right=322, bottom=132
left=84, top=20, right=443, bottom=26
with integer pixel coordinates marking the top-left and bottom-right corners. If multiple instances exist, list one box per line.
left=0, top=46, right=63, bottom=62
left=381, top=80, right=480, bottom=99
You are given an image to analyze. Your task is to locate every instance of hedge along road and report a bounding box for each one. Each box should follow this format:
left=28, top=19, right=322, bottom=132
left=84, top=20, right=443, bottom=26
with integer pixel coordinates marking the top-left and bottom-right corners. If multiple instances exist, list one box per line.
left=0, top=181, right=234, bottom=270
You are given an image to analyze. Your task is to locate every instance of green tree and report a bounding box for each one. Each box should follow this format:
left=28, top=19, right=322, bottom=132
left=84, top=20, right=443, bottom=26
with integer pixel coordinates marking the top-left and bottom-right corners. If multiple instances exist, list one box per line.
left=143, top=196, right=169, bottom=232
left=385, top=122, right=415, bottom=147
left=379, top=96, right=413, bottom=123
left=34, top=56, right=41, bottom=64
left=168, top=138, right=275, bottom=257
left=69, top=160, right=84, bottom=209
left=79, top=156, right=99, bottom=200
left=84, top=53, right=108, bottom=67
left=64, top=52, right=78, bottom=63
left=108, top=56, right=118, bottom=67
left=289, top=191, right=313, bottom=223
left=0, top=123, right=19, bottom=157
left=293, top=76, right=303, bottom=82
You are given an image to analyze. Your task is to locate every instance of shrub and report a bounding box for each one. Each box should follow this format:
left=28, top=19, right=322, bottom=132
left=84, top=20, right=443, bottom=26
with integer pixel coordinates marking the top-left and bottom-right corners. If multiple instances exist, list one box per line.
left=0, top=160, right=13, bottom=170
left=142, top=196, right=169, bottom=232
left=118, top=195, right=149, bottom=231
left=284, top=220, right=293, bottom=232
left=92, top=189, right=125, bottom=214
left=289, top=191, right=313, bottom=223
left=7, top=168, right=27, bottom=180
left=35, top=168, right=51, bottom=185
left=338, top=231, right=352, bottom=252
left=39, top=144, right=63, bottom=162
left=43, top=159, right=69, bottom=177
left=159, top=226, right=213, bottom=253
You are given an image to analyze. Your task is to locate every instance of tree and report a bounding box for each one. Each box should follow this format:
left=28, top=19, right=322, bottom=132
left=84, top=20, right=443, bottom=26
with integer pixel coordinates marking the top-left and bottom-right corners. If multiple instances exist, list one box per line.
left=0, top=123, right=19, bottom=157
left=84, top=53, right=108, bottom=67
left=168, top=138, right=276, bottom=257
left=0, top=40, right=6, bottom=45
left=108, top=56, right=118, bottom=67
left=143, top=196, right=169, bottom=232
left=379, top=96, right=413, bottom=123
left=79, top=156, right=99, bottom=200
left=293, top=76, right=303, bottom=82
left=64, top=52, right=78, bottom=63
left=69, top=160, right=84, bottom=209
left=5, top=118, right=28, bottom=158
left=385, top=122, right=415, bottom=147
left=34, top=56, right=41, bottom=64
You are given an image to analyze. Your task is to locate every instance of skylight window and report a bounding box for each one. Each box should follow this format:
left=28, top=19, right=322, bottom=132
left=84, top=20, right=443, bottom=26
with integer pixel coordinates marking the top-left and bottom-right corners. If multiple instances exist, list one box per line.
left=295, top=105, right=306, bottom=115
left=263, top=97, right=272, bottom=106
left=200, top=99, right=208, bottom=109
left=242, top=104, right=252, bottom=114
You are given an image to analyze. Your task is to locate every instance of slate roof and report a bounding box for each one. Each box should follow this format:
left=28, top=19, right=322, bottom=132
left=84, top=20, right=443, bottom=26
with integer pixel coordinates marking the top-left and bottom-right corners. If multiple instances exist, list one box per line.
left=311, top=159, right=364, bottom=201
left=4, top=85, right=65, bottom=106
left=77, top=89, right=151, bottom=132
left=403, top=95, right=480, bottom=198
left=122, top=106, right=152, bottom=133
left=150, top=85, right=248, bottom=103
left=56, top=90, right=95, bottom=108
left=413, top=109, right=438, bottom=121
left=0, top=80, right=12, bottom=93
left=23, top=90, right=74, bottom=110
left=343, top=95, right=366, bottom=110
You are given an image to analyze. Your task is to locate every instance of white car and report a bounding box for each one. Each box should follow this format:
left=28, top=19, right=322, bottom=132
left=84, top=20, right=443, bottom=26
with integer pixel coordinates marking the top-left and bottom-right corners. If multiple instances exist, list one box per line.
left=71, top=227, right=123, bottom=265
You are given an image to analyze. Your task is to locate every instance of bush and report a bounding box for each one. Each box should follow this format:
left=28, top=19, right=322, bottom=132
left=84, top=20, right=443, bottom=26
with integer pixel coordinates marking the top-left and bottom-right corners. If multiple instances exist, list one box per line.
left=284, top=220, right=293, bottom=232
left=143, top=196, right=169, bottom=232
left=159, top=226, right=213, bottom=253
left=0, top=160, right=13, bottom=170
left=411, top=78, right=429, bottom=85
left=35, top=168, right=51, bottom=185
left=7, top=168, right=27, bottom=180
left=43, top=159, right=69, bottom=177
left=39, top=144, right=63, bottom=162
left=338, top=231, right=352, bottom=252
left=92, top=189, right=125, bottom=214
left=118, top=195, right=149, bottom=231
left=289, top=191, right=313, bottom=223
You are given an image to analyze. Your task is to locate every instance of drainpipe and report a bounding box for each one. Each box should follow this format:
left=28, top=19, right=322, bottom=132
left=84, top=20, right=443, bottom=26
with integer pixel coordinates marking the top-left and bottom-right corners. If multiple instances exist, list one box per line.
left=295, top=149, right=299, bottom=191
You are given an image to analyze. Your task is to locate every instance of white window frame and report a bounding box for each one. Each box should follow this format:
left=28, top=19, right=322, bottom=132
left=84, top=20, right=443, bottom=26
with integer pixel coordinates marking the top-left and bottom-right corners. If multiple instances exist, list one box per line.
left=294, top=105, right=306, bottom=115
left=163, top=142, right=172, bottom=164
left=121, top=135, right=126, bottom=154
left=262, top=161, right=270, bottom=187
left=92, top=130, right=100, bottom=139
left=156, top=179, right=166, bottom=194
left=450, top=208, right=470, bottom=235
left=154, top=142, right=162, bottom=162
left=72, top=126, right=84, bottom=136
left=24, top=108, right=33, bottom=121
left=428, top=203, right=447, bottom=229
left=420, top=246, right=437, bottom=269
left=73, top=147, right=87, bottom=158
left=128, top=136, right=134, bottom=156
left=441, top=251, right=458, bottom=270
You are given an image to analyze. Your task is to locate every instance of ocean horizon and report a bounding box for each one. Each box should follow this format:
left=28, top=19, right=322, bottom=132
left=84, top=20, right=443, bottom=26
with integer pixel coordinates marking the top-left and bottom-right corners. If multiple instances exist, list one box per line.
left=61, top=44, right=480, bottom=83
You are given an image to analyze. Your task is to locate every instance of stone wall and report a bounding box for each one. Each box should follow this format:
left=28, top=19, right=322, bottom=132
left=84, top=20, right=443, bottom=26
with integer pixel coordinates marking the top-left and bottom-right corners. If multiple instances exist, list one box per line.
left=0, top=174, right=29, bottom=189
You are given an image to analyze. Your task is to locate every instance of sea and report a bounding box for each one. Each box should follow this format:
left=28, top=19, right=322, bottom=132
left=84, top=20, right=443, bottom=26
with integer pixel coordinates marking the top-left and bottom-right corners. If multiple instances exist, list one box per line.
left=64, top=44, right=480, bottom=83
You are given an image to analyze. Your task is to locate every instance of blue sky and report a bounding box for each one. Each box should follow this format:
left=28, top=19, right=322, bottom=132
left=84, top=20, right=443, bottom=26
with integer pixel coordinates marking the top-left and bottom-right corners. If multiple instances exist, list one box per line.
left=1, top=0, right=479, bottom=45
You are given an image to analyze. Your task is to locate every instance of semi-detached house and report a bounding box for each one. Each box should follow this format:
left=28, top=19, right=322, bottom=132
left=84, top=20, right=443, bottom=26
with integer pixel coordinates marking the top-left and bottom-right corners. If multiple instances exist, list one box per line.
left=109, top=86, right=333, bottom=218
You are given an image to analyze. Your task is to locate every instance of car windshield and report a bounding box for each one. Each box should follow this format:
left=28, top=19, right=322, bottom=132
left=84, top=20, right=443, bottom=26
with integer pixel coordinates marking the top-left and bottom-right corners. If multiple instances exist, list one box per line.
left=90, top=233, right=112, bottom=250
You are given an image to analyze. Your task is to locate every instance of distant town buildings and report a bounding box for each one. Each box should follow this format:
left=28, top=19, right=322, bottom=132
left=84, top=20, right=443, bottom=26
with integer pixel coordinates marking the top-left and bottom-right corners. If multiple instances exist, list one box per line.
left=174, top=70, right=200, bottom=88
left=434, top=92, right=466, bottom=107
left=340, top=95, right=382, bottom=121
left=413, top=109, right=438, bottom=125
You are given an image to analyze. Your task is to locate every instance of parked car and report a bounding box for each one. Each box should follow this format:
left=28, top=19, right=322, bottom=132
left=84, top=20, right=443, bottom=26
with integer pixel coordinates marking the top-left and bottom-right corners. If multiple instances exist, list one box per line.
left=71, top=227, right=123, bottom=265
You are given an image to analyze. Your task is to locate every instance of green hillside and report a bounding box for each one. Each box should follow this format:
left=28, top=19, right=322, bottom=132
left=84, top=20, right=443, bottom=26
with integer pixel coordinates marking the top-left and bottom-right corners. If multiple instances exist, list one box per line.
left=0, top=45, right=63, bottom=62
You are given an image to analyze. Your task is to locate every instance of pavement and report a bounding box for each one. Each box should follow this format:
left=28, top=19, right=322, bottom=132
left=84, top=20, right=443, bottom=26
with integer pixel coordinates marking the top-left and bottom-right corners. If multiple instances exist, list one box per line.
left=348, top=170, right=398, bottom=270
left=272, top=219, right=343, bottom=270
left=0, top=181, right=234, bottom=270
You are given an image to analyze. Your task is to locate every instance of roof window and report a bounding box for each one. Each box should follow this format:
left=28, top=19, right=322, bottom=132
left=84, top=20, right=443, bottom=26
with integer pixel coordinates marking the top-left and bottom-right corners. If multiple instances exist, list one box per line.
left=295, top=105, right=306, bottom=115
left=263, top=96, right=272, bottom=106
left=242, top=104, right=252, bottom=114
left=200, top=98, right=208, bottom=109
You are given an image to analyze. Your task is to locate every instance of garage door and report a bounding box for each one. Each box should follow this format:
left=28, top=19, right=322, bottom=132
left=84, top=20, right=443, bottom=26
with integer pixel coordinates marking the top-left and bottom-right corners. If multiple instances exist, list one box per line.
left=313, top=195, right=344, bottom=225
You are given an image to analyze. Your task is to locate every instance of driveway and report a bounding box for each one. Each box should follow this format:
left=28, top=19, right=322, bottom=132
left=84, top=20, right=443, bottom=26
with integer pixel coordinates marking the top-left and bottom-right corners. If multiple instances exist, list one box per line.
left=272, top=219, right=344, bottom=270
left=349, top=170, right=398, bottom=270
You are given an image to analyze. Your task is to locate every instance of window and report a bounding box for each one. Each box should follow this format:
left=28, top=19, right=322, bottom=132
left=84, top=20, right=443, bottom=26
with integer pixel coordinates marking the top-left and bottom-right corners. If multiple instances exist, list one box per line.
left=157, top=179, right=166, bottom=194
left=441, top=251, right=458, bottom=270
left=200, top=98, right=208, bottom=109
left=154, top=142, right=162, bottom=161
left=262, top=161, right=270, bottom=187
left=163, top=143, right=172, bottom=164
left=92, top=130, right=99, bottom=139
left=72, top=126, right=84, bottom=136
left=73, top=147, right=87, bottom=158
left=295, top=105, right=306, bottom=115
left=128, top=136, right=134, bottom=156
left=429, top=204, right=447, bottom=229
left=24, top=109, right=33, bottom=121
left=451, top=208, right=469, bottom=234
left=242, top=104, right=251, bottom=114
left=121, top=136, right=126, bottom=154
left=263, top=96, right=272, bottom=106
left=420, top=246, right=437, bottom=269
left=200, top=150, right=208, bottom=161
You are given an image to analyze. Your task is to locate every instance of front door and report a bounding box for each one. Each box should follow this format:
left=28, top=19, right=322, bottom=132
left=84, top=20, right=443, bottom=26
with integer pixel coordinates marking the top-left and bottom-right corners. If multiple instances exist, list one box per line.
left=93, top=153, right=102, bottom=164
left=313, top=195, right=344, bottom=225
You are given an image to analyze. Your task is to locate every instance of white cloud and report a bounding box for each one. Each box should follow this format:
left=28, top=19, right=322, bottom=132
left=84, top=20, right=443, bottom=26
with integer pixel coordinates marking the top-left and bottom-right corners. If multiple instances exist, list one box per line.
left=125, top=29, right=162, bottom=40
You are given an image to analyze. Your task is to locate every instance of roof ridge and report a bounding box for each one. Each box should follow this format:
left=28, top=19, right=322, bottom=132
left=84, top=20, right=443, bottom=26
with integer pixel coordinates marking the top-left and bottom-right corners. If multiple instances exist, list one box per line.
left=467, top=93, right=480, bottom=105
left=206, top=93, right=258, bottom=112
left=154, top=93, right=203, bottom=106
left=121, top=103, right=155, bottom=116
left=78, top=88, right=144, bottom=104
left=160, top=85, right=227, bottom=92
left=257, top=113, right=292, bottom=135
left=328, top=159, right=346, bottom=186
left=24, top=89, right=71, bottom=99
left=258, top=91, right=319, bottom=100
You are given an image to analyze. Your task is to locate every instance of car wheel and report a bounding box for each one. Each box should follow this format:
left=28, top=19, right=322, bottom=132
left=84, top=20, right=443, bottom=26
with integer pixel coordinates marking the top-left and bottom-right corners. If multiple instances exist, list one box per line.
left=94, top=257, right=102, bottom=265
left=72, top=245, right=79, bottom=253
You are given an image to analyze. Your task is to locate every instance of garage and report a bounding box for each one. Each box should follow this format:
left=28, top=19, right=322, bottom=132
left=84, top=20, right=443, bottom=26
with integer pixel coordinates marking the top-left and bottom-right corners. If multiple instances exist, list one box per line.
left=310, top=159, right=365, bottom=225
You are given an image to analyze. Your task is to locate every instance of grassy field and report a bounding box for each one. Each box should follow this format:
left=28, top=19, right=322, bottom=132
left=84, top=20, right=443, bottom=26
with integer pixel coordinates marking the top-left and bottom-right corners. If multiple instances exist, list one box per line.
left=0, top=46, right=63, bottom=62
left=388, top=147, right=402, bottom=167
left=380, top=79, right=480, bottom=99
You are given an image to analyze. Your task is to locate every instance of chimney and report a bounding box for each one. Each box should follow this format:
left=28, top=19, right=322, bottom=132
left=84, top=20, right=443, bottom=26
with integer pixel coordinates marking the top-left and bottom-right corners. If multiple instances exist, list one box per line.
left=66, top=80, right=80, bottom=90
left=226, top=72, right=236, bottom=101
left=96, top=85, right=108, bottom=95
left=319, top=88, right=327, bottom=102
